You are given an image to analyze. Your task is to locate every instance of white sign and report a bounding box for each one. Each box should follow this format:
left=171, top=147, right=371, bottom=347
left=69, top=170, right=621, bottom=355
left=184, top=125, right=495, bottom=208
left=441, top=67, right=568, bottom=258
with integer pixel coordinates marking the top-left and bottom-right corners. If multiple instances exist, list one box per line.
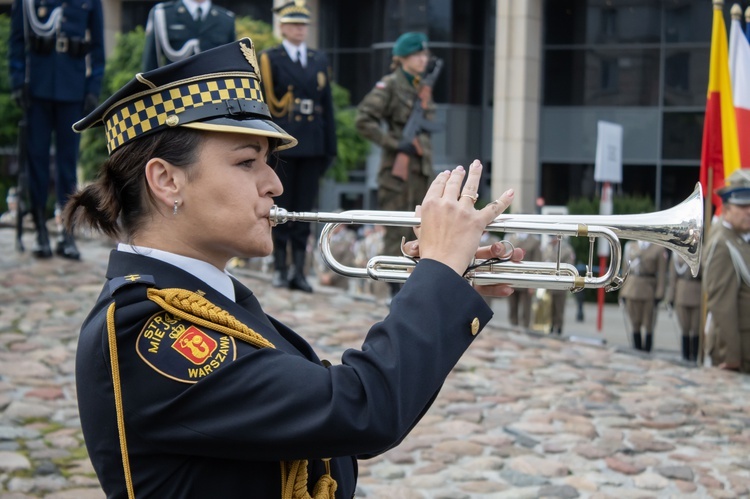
left=598, top=183, right=613, bottom=257
left=594, top=121, right=623, bottom=183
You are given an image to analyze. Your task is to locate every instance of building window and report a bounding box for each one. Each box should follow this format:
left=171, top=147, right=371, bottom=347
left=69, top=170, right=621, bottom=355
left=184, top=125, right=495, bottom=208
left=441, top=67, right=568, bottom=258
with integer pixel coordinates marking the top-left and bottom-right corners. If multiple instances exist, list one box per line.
left=544, top=48, right=660, bottom=106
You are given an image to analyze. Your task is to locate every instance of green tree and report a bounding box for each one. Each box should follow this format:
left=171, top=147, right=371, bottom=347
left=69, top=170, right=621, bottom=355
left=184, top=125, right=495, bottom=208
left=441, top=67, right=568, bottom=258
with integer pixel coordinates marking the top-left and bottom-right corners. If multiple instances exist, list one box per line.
left=235, top=16, right=278, bottom=52
left=78, top=27, right=147, bottom=181
left=0, top=14, right=23, bottom=148
left=328, top=82, right=370, bottom=182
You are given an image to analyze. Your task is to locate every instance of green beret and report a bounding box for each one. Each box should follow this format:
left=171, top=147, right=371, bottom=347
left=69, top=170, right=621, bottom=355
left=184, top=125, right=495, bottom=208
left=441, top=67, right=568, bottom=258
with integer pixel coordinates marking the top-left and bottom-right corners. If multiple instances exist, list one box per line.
left=392, top=32, right=428, bottom=57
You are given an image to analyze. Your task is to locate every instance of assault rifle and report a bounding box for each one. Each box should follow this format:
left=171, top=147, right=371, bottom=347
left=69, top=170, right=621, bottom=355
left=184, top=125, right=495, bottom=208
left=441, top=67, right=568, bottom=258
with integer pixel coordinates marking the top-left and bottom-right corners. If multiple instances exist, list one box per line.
left=391, top=57, right=443, bottom=181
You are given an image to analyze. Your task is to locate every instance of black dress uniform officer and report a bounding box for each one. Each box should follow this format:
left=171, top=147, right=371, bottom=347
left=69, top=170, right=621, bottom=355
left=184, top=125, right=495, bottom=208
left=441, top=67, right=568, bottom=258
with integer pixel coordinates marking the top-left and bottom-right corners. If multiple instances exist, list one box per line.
left=142, top=0, right=235, bottom=71
left=259, top=1, right=337, bottom=292
left=9, top=0, right=105, bottom=259
left=63, top=38, right=522, bottom=498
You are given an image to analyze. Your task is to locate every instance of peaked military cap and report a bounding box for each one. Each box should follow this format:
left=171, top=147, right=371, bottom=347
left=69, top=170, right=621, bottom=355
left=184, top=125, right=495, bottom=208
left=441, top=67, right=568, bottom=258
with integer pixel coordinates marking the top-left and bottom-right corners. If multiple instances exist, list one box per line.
left=73, top=38, right=297, bottom=155
left=716, top=169, right=750, bottom=206
left=273, top=0, right=311, bottom=24
left=392, top=32, right=428, bottom=57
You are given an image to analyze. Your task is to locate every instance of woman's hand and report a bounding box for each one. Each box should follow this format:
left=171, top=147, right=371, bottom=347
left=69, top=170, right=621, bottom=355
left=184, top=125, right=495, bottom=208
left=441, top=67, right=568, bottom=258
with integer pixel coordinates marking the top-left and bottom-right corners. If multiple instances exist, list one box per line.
left=408, top=160, right=515, bottom=278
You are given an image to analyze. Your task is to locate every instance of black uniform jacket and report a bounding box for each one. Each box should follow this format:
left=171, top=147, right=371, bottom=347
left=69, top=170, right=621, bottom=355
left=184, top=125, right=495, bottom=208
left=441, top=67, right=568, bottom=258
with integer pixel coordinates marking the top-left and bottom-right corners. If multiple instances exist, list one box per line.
left=10, top=0, right=105, bottom=101
left=142, top=0, right=236, bottom=71
left=260, top=45, right=337, bottom=159
left=77, top=250, right=492, bottom=498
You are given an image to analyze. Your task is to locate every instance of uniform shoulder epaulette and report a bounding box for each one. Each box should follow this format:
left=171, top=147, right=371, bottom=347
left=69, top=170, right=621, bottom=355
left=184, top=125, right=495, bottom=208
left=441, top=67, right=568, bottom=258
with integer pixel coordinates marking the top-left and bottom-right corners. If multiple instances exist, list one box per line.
left=213, top=5, right=235, bottom=17
left=109, top=274, right=156, bottom=297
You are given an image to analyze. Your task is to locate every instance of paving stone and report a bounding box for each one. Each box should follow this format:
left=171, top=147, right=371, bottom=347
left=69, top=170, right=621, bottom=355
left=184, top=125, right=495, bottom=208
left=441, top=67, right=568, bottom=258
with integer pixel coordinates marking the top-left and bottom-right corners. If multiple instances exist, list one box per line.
left=3, top=228, right=750, bottom=498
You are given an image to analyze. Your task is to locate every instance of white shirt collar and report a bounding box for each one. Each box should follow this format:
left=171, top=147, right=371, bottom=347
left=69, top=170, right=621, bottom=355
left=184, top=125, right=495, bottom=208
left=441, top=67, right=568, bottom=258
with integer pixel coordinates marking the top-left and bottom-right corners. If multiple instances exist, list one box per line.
left=182, top=0, right=211, bottom=20
left=282, top=39, right=307, bottom=66
left=117, top=243, right=236, bottom=302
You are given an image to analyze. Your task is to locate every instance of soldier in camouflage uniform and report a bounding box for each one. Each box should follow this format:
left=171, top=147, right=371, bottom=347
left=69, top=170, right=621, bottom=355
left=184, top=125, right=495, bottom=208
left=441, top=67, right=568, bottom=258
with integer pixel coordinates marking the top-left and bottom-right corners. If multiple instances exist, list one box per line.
left=542, top=236, right=577, bottom=335
left=355, top=32, right=436, bottom=300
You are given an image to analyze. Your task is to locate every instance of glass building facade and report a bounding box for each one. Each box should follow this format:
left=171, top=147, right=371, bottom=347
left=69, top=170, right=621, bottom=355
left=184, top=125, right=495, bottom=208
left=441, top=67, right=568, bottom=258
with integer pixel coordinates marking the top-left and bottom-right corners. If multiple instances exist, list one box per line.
left=318, top=0, right=496, bottom=174
left=539, top=0, right=735, bottom=210
left=13, top=0, right=743, bottom=210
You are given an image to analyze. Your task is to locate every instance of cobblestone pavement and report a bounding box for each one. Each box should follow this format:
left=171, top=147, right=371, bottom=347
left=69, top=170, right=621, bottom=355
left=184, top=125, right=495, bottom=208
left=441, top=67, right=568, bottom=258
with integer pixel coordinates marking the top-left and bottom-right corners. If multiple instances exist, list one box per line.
left=1, top=227, right=749, bottom=498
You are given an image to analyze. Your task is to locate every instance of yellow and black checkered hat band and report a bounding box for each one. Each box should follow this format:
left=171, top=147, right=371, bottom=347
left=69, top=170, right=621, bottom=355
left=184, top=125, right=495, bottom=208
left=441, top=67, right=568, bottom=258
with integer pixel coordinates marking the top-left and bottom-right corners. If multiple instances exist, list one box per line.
left=278, top=5, right=310, bottom=23
left=104, top=76, right=264, bottom=153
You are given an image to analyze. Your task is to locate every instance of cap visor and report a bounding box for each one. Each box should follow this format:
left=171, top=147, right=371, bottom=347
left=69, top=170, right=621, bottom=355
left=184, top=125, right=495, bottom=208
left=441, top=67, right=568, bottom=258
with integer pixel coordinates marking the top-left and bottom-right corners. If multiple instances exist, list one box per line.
left=182, top=117, right=298, bottom=151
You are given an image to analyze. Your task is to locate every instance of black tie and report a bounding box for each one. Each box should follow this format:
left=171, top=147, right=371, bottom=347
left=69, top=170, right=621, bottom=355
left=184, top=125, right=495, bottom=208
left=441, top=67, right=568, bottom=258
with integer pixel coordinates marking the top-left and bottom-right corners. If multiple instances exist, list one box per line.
left=195, top=6, right=203, bottom=22
left=296, top=49, right=303, bottom=67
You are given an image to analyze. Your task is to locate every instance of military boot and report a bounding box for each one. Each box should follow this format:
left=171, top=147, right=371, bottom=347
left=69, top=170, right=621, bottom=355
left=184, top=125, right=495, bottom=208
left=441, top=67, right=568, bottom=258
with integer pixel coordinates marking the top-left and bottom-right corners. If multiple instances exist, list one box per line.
left=31, top=207, right=52, bottom=259
left=644, top=333, right=654, bottom=353
left=56, top=229, right=81, bottom=260
left=288, top=249, right=313, bottom=293
left=632, top=332, right=642, bottom=351
left=681, top=335, right=691, bottom=362
left=690, top=335, right=700, bottom=363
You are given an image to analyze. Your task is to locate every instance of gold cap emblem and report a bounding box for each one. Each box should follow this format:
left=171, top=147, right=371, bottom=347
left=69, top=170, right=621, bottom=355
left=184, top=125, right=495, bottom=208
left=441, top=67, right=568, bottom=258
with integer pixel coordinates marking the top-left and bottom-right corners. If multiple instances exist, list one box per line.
left=240, top=41, right=260, bottom=81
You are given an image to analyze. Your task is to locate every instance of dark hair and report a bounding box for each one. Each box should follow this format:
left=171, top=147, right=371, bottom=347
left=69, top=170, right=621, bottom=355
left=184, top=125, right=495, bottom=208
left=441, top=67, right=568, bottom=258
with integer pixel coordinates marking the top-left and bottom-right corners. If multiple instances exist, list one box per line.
left=63, top=128, right=203, bottom=241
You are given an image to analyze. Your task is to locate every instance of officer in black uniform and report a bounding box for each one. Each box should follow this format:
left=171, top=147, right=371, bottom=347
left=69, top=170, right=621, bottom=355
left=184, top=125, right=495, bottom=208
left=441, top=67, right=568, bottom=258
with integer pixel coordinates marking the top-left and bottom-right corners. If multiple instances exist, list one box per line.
left=9, top=0, right=105, bottom=259
left=142, top=0, right=236, bottom=71
left=63, top=38, right=521, bottom=498
left=259, top=0, right=337, bottom=292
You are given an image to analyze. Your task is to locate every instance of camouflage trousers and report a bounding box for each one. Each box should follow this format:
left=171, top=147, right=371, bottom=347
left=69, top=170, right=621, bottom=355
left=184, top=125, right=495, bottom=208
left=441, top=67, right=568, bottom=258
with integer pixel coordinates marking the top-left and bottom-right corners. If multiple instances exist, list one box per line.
left=377, top=172, right=430, bottom=256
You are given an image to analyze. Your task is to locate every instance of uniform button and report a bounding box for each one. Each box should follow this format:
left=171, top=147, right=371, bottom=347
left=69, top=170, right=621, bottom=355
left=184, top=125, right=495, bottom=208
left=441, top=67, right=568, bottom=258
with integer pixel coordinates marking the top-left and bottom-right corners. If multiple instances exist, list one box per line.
left=470, top=317, right=480, bottom=336
left=307, top=115, right=313, bottom=121
left=295, top=115, right=301, bottom=121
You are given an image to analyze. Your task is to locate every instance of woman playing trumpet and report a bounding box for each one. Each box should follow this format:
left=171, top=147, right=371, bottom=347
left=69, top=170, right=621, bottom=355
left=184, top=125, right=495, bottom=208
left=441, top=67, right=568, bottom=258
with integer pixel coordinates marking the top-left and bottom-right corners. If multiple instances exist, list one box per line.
left=63, top=38, right=523, bottom=498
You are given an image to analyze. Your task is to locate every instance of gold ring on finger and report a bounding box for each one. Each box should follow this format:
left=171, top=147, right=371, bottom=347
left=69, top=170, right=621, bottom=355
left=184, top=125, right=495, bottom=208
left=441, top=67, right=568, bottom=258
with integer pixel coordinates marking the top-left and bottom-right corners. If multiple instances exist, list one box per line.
left=461, top=193, right=478, bottom=204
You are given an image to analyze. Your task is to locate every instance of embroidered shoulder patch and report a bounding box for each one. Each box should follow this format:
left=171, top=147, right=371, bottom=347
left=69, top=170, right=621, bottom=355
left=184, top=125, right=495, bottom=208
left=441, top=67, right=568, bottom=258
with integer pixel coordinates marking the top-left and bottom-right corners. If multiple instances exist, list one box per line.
left=375, top=80, right=387, bottom=89
left=136, top=312, right=237, bottom=383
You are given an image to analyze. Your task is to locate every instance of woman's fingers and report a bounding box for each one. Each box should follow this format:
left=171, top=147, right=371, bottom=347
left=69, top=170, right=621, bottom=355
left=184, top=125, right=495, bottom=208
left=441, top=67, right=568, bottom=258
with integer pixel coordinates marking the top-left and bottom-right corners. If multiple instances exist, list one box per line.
left=479, top=188, right=515, bottom=226
left=474, top=243, right=525, bottom=262
left=459, top=160, right=482, bottom=205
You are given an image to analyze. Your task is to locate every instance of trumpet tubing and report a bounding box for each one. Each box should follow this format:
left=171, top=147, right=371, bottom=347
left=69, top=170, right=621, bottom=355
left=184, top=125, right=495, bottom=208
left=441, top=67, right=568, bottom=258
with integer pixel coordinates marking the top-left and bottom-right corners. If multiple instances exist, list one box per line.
left=269, top=183, right=703, bottom=291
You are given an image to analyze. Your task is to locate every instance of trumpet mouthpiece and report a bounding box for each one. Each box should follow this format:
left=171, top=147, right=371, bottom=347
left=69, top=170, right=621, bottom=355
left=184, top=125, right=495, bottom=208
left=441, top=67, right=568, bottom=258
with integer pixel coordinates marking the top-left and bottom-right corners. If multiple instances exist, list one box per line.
left=269, top=205, right=289, bottom=227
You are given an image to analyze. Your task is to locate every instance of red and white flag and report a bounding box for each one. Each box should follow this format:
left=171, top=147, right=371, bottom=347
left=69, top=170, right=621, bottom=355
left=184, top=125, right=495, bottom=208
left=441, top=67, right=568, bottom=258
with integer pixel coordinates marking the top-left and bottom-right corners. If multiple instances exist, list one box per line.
left=729, top=5, right=750, bottom=167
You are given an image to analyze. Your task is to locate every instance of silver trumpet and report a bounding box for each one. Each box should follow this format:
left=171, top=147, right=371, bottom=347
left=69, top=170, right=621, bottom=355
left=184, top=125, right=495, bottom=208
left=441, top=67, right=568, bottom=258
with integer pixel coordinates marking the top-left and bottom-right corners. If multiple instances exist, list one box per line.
left=269, top=183, right=703, bottom=292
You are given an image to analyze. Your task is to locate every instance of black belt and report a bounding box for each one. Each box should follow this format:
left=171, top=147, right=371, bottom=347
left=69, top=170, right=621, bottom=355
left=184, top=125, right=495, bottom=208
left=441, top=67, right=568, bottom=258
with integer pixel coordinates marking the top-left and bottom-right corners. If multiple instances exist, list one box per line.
left=29, top=33, right=90, bottom=58
left=293, top=99, right=322, bottom=116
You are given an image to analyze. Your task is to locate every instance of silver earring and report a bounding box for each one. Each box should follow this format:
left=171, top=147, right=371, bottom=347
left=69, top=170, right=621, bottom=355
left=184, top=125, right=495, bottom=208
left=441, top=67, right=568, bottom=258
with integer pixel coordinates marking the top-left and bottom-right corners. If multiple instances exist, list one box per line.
left=173, top=200, right=179, bottom=216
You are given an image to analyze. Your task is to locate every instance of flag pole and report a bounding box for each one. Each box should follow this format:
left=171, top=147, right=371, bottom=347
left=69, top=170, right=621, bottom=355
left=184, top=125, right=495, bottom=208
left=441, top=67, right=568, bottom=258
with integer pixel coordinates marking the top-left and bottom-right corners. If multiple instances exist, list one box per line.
left=699, top=170, right=713, bottom=365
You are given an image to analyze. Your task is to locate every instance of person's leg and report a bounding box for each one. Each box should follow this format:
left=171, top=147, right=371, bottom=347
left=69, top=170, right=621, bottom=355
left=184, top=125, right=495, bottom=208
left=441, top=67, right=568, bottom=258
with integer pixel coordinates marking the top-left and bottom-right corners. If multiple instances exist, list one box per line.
left=26, top=99, right=53, bottom=258
left=520, top=290, right=533, bottom=328
left=551, top=292, right=565, bottom=334
left=643, top=299, right=655, bottom=353
left=377, top=185, right=410, bottom=301
left=676, top=305, right=691, bottom=361
left=287, top=157, right=326, bottom=292
left=272, top=158, right=296, bottom=287
left=688, top=305, right=701, bottom=362
left=53, top=101, right=82, bottom=259
left=625, top=299, right=643, bottom=350
left=508, top=292, right=520, bottom=326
